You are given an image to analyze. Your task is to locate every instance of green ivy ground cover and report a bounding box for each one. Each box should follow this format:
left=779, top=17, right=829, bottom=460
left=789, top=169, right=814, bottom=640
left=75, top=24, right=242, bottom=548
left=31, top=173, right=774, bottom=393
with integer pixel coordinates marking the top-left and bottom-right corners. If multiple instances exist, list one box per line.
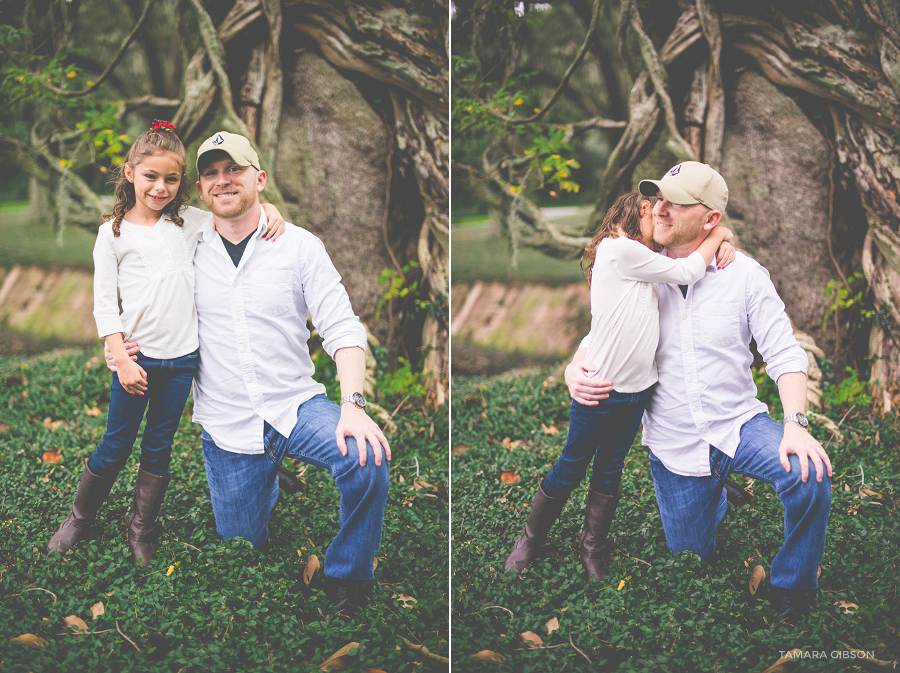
left=0, top=349, right=449, bottom=672
left=452, top=369, right=900, bottom=672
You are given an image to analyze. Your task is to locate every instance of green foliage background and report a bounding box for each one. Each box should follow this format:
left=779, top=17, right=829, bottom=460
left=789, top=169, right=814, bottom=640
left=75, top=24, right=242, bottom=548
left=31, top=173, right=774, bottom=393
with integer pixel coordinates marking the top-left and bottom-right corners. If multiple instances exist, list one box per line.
left=0, top=349, right=448, bottom=672
left=452, top=369, right=900, bottom=672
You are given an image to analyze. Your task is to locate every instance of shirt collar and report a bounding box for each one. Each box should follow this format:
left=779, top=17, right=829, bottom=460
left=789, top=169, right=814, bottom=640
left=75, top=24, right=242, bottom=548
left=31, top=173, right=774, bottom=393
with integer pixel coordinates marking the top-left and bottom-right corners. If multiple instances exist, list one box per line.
left=198, top=208, right=268, bottom=241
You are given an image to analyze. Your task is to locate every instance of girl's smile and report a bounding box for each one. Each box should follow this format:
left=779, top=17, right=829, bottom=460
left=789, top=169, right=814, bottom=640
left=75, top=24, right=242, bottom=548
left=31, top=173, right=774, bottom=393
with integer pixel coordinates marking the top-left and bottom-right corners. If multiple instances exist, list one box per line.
left=124, top=152, right=183, bottom=224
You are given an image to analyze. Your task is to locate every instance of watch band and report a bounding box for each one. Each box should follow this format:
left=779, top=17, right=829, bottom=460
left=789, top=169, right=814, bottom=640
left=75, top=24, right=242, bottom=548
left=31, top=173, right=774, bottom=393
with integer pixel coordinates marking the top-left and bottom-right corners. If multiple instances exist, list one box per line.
left=783, top=412, right=809, bottom=428
left=340, top=392, right=367, bottom=409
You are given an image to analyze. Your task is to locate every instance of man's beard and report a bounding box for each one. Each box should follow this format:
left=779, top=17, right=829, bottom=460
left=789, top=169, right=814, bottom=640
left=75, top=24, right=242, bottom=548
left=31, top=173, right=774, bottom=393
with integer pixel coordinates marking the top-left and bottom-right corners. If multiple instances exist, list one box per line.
left=204, top=190, right=256, bottom=220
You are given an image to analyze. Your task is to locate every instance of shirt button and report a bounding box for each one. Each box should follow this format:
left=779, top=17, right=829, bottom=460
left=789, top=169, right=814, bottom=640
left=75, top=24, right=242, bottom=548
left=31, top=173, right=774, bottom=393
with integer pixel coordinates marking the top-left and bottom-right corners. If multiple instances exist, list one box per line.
left=246, top=377, right=253, bottom=383
left=692, top=406, right=699, bottom=411
left=682, top=315, right=687, bottom=320
left=233, top=281, right=238, bottom=288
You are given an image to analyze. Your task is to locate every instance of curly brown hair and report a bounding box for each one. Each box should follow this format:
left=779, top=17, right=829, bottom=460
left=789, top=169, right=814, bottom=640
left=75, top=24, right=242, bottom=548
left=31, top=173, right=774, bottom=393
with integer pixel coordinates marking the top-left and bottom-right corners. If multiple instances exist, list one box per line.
left=580, top=191, right=655, bottom=281
left=105, top=127, right=190, bottom=236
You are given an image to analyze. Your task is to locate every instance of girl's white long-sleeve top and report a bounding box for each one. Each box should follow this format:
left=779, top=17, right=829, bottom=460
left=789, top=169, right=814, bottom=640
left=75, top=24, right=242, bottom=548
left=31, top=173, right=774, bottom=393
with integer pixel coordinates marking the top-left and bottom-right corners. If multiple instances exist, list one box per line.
left=92, top=207, right=210, bottom=359
left=584, top=236, right=707, bottom=393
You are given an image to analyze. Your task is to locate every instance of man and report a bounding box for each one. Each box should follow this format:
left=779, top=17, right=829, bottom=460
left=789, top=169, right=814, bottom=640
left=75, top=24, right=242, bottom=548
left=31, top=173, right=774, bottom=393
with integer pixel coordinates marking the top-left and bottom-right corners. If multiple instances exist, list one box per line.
left=115, top=131, right=390, bottom=619
left=565, top=162, right=832, bottom=624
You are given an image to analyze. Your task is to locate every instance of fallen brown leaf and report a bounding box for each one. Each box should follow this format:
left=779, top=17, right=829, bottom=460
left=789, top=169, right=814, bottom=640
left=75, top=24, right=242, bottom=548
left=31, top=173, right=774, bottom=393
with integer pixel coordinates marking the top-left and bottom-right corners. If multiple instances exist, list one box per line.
left=541, top=423, right=559, bottom=435
left=393, top=593, right=418, bottom=608
left=836, top=600, right=858, bottom=614
left=500, top=470, right=520, bottom=484
left=362, top=669, right=388, bottom=673
left=470, top=650, right=505, bottom=662
left=748, top=565, right=766, bottom=595
left=452, top=444, right=472, bottom=456
left=0, top=423, right=10, bottom=432
left=91, top=602, right=104, bottom=620
left=63, top=615, right=89, bottom=633
left=84, top=406, right=101, bottom=417
left=303, top=555, right=320, bottom=586
left=42, top=450, right=62, bottom=464
left=373, top=557, right=378, bottom=572
left=546, top=617, right=559, bottom=634
left=519, top=631, right=543, bottom=646
left=11, top=633, right=47, bottom=647
left=761, top=648, right=801, bottom=673
left=319, top=642, right=359, bottom=671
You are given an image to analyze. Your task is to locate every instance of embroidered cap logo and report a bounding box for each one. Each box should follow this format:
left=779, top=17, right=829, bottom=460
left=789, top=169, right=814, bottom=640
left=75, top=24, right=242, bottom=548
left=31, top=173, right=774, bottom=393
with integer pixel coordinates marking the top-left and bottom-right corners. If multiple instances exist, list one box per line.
left=669, top=165, right=682, bottom=176
left=212, top=134, right=224, bottom=146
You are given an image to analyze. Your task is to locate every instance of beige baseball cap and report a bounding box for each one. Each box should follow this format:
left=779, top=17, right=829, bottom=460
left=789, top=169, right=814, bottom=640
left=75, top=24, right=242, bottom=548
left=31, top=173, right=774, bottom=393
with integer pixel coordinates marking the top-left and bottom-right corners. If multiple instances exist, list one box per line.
left=196, top=131, right=261, bottom=173
left=639, top=161, right=728, bottom=212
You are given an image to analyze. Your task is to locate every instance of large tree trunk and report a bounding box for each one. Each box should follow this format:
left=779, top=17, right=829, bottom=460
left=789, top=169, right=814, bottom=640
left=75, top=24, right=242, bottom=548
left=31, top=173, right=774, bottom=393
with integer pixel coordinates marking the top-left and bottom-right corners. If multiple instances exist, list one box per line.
left=3, top=0, right=448, bottom=401
left=455, top=0, right=900, bottom=411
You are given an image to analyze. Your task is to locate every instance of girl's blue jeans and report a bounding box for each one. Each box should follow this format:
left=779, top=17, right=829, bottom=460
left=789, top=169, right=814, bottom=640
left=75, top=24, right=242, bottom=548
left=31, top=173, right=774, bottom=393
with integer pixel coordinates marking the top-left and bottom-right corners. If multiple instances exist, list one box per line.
left=88, top=349, right=198, bottom=478
left=542, top=386, right=654, bottom=498
left=649, top=412, right=831, bottom=591
left=200, top=394, right=390, bottom=581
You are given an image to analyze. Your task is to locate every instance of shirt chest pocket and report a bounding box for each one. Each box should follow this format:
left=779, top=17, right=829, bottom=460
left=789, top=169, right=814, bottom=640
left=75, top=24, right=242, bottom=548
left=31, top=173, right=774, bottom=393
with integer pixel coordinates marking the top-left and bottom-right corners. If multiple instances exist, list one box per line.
left=250, top=270, right=293, bottom=317
left=695, top=302, right=742, bottom=348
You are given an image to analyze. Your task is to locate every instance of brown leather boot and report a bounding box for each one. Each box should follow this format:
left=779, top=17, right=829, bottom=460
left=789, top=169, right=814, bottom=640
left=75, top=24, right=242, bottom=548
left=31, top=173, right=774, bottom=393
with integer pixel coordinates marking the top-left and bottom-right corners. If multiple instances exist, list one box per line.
left=503, top=483, right=568, bottom=573
left=48, top=463, right=118, bottom=554
left=580, top=489, right=619, bottom=581
left=127, top=468, right=171, bottom=567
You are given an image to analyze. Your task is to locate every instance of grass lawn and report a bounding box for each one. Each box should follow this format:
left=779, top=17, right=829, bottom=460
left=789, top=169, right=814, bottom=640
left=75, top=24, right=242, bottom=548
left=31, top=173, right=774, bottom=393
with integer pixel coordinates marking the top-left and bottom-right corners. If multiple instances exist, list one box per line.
left=0, top=202, right=97, bottom=271
left=451, top=209, right=593, bottom=284
left=0, top=349, right=449, bottom=672
left=451, top=369, right=899, bottom=671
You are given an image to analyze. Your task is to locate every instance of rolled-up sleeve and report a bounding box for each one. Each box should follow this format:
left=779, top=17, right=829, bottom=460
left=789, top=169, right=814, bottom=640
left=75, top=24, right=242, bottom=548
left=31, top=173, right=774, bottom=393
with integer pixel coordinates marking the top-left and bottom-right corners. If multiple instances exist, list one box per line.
left=92, top=225, right=124, bottom=339
left=298, top=234, right=366, bottom=358
left=746, top=265, right=808, bottom=381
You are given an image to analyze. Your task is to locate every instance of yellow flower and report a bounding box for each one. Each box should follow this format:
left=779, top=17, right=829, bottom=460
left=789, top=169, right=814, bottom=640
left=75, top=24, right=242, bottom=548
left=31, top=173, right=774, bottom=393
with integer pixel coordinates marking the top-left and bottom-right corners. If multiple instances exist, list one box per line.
left=86, top=80, right=95, bottom=87
left=17, top=75, right=24, bottom=82
left=166, top=565, right=175, bottom=576
left=66, top=71, right=77, bottom=78
left=513, top=98, right=523, bottom=106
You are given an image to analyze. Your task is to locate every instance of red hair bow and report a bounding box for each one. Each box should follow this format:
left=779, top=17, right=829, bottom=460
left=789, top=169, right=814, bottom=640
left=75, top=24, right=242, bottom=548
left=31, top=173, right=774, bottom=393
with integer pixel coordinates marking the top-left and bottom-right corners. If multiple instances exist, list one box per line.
left=150, top=119, right=176, bottom=132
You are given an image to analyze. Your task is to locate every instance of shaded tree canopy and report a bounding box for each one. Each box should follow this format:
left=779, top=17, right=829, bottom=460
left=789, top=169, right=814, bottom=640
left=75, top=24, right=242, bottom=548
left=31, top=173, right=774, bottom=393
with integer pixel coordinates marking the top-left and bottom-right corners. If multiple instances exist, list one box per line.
left=1, top=0, right=448, bottom=402
left=453, top=0, right=900, bottom=411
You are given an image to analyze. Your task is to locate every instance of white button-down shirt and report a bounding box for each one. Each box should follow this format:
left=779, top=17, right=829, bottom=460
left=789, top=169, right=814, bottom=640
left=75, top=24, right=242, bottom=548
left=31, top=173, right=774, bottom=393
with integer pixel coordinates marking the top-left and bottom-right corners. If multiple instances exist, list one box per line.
left=191, top=213, right=366, bottom=454
left=581, top=251, right=807, bottom=476
left=644, top=252, right=807, bottom=475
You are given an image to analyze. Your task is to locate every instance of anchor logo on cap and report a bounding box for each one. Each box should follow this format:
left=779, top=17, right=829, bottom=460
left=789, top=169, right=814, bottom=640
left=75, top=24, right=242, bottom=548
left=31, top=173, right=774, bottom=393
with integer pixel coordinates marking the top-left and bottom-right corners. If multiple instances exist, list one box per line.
left=212, top=133, right=224, bottom=146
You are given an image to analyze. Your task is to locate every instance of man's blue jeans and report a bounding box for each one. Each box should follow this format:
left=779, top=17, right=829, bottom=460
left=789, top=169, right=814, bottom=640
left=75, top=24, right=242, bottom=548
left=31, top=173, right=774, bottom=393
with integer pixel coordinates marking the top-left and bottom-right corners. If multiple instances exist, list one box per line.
left=201, top=394, right=390, bottom=581
left=543, top=387, right=653, bottom=498
left=649, top=412, right=831, bottom=591
left=88, top=349, right=198, bottom=477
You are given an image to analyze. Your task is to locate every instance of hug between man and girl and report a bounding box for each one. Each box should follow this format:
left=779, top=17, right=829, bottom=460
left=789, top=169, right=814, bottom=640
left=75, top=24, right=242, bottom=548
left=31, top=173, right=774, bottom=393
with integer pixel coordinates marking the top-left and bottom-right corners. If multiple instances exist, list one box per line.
left=46, top=121, right=391, bottom=619
left=503, top=161, right=832, bottom=627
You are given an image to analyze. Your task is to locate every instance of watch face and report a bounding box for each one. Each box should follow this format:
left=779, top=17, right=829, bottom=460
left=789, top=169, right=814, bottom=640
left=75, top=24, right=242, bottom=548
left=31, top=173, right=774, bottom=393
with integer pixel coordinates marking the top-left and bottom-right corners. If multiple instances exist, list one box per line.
left=797, top=413, right=809, bottom=428
left=352, top=392, right=367, bottom=408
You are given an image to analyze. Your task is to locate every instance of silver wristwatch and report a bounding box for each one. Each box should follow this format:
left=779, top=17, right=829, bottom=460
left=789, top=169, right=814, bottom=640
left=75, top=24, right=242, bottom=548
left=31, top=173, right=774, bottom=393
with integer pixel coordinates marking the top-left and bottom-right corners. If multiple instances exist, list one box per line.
left=783, top=412, right=809, bottom=429
left=340, top=392, right=367, bottom=410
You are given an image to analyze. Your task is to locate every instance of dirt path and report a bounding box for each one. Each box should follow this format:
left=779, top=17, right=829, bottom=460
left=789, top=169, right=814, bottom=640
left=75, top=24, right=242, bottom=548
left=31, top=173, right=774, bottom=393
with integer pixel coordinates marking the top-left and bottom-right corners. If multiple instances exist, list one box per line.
left=0, top=265, right=96, bottom=355
left=451, top=281, right=591, bottom=375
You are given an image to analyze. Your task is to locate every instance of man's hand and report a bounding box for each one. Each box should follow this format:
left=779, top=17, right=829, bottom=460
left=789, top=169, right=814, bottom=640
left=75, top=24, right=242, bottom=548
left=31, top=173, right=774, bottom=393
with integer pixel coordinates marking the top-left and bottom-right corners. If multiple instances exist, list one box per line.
left=104, top=340, right=140, bottom=372
left=779, top=422, right=833, bottom=483
left=564, top=359, right=612, bottom=406
left=336, top=405, right=391, bottom=467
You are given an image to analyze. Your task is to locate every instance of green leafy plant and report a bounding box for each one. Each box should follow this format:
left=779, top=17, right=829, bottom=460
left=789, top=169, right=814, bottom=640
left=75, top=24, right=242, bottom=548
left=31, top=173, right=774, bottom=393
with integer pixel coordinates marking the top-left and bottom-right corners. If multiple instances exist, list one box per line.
left=821, top=366, right=872, bottom=412
left=452, top=368, right=900, bottom=671
left=0, top=349, right=448, bottom=672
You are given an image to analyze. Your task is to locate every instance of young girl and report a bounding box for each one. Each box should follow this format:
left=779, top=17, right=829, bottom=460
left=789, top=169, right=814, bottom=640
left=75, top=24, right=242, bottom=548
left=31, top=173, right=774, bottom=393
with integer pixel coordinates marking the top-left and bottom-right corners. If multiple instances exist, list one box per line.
left=48, top=121, right=285, bottom=566
left=504, top=191, right=733, bottom=580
